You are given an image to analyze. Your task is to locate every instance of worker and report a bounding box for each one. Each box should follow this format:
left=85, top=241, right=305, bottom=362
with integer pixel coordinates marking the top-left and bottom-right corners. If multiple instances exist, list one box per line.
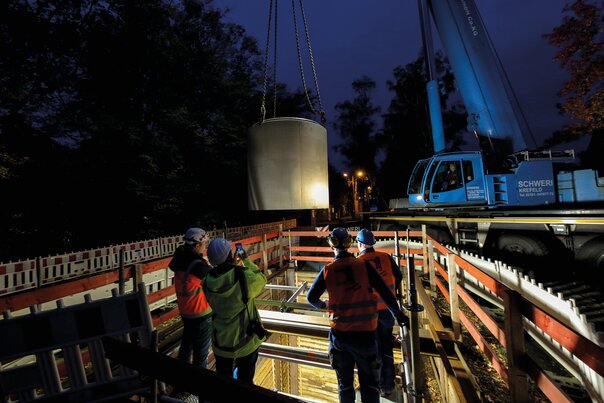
left=168, top=228, right=213, bottom=369
left=203, top=237, right=268, bottom=384
left=355, top=228, right=404, bottom=397
left=306, top=227, right=408, bottom=403
left=442, top=162, right=460, bottom=190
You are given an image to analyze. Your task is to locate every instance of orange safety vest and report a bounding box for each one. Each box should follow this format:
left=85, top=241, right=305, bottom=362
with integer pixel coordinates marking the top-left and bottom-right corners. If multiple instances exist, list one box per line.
left=323, top=255, right=378, bottom=332
left=175, top=259, right=212, bottom=319
left=358, top=250, right=396, bottom=311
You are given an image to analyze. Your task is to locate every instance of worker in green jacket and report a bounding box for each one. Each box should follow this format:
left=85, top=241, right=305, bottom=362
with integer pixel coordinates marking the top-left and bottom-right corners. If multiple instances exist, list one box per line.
left=203, top=237, right=268, bottom=384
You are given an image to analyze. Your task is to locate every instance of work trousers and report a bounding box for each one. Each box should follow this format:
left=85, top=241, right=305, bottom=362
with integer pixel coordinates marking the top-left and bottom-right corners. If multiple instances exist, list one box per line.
left=376, top=309, right=396, bottom=391
left=328, top=329, right=380, bottom=403
left=178, top=315, right=212, bottom=369
left=215, top=348, right=260, bottom=384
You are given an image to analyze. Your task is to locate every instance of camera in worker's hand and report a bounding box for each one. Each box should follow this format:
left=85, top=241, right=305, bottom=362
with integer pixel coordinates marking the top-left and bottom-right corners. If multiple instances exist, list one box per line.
left=235, top=243, right=247, bottom=258
left=247, top=320, right=268, bottom=339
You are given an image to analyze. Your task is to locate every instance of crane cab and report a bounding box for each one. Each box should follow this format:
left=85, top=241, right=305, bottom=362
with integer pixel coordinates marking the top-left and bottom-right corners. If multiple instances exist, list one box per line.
left=408, top=152, right=488, bottom=207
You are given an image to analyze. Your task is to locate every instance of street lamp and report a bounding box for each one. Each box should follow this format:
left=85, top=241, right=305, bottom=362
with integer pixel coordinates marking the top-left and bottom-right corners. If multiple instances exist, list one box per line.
left=354, top=171, right=364, bottom=213
left=342, top=170, right=370, bottom=215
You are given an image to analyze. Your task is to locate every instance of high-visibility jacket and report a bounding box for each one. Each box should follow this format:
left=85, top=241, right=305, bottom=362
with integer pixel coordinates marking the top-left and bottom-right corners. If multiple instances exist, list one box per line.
left=358, top=250, right=396, bottom=310
left=323, top=255, right=378, bottom=332
left=203, top=258, right=267, bottom=358
left=175, top=259, right=212, bottom=319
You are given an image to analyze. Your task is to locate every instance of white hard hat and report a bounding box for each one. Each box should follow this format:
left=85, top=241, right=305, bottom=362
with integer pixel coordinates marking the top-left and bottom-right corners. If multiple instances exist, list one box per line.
left=207, top=237, right=233, bottom=266
left=184, top=227, right=207, bottom=245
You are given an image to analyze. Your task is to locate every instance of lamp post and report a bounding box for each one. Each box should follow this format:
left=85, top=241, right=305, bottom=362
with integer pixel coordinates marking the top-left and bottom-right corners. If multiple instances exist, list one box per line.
left=343, top=170, right=367, bottom=215
left=354, top=170, right=364, bottom=213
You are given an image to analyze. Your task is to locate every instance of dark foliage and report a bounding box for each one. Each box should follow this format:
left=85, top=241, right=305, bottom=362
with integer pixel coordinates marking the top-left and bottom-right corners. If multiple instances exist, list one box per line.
left=0, top=0, right=306, bottom=260
left=542, top=0, right=603, bottom=171
left=377, top=52, right=465, bottom=201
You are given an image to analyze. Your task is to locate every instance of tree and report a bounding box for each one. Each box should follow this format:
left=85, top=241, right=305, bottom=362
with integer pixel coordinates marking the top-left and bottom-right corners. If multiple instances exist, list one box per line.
left=332, top=76, right=381, bottom=176
left=0, top=0, right=303, bottom=261
left=543, top=0, right=604, bottom=170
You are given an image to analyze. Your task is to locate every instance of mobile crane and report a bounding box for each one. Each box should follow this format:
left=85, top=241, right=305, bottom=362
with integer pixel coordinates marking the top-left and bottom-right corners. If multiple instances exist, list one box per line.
left=373, top=0, right=604, bottom=275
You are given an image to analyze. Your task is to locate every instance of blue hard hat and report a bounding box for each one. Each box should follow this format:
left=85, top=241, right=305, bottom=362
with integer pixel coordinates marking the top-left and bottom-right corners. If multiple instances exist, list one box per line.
left=207, top=237, right=233, bottom=266
left=356, top=229, right=376, bottom=245
left=327, top=227, right=352, bottom=249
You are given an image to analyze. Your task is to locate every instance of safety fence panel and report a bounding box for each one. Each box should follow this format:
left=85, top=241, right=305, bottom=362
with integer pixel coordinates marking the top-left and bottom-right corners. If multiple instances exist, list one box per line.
left=143, top=261, right=176, bottom=312
left=117, top=239, right=163, bottom=266
left=0, top=260, right=37, bottom=296
left=160, top=236, right=182, bottom=257
left=0, top=219, right=297, bottom=297
left=39, top=248, right=118, bottom=286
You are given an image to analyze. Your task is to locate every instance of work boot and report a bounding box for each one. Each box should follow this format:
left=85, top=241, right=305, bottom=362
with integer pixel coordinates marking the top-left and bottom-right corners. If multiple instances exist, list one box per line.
left=380, top=387, right=395, bottom=398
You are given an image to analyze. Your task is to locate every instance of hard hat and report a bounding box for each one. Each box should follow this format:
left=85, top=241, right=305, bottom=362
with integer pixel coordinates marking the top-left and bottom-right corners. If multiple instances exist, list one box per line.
left=207, top=237, right=233, bottom=266
left=356, top=229, right=376, bottom=246
left=184, top=227, right=207, bottom=245
left=327, top=227, right=352, bottom=249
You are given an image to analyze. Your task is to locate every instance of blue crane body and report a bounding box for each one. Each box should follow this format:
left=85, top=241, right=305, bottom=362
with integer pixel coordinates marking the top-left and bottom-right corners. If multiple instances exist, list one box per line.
left=375, top=0, right=604, bottom=274
left=407, top=0, right=604, bottom=208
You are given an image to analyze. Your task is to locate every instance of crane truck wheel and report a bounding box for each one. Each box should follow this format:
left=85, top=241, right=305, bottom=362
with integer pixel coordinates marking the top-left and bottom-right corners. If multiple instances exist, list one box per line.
left=426, top=227, right=454, bottom=246
left=492, top=233, right=549, bottom=256
left=574, top=237, right=604, bottom=284
left=488, top=233, right=550, bottom=278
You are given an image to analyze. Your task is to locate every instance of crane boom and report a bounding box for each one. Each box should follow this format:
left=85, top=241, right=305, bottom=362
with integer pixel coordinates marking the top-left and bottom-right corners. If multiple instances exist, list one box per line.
left=427, top=0, right=534, bottom=155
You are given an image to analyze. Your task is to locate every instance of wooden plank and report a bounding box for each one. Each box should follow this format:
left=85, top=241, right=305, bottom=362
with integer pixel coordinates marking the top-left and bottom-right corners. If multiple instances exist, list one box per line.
left=455, top=257, right=507, bottom=298
left=456, top=286, right=506, bottom=347
left=0, top=271, right=121, bottom=313
left=520, top=299, right=604, bottom=377
left=436, top=277, right=509, bottom=384
left=503, top=290, right=529, bottom=402
left=524, top=357, right=573, bottom=403
left=147, top=285, right=175, bottom=304
left=140, top=258, right=170, bottom=274
left=447, top=254, right=461, bottom=339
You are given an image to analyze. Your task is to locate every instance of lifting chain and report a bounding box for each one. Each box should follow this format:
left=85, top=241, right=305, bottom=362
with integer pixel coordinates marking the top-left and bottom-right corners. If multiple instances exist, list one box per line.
left=260, top=0, right=277, bottom=123
left=292, top=0, right=326, bottom=124
left=260, top=0, right=326, bottom=125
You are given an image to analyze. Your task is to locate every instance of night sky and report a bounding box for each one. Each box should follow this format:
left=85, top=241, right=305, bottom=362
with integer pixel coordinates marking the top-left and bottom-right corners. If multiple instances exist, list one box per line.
left=213, top=0, right=577, bottom=170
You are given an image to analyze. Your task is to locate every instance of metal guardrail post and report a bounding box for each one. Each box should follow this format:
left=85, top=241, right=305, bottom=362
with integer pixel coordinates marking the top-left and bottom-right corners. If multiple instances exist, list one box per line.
left=263, top=234, right=269, bottom=271
left=151, top=330, right=159, bottom=403
left=421, top=225, right=428, bottom=274
left=427, top=240, right=436, bottom=293
left=279, top=224, right=284, bottom=269
left=36, top=256, right=42, bottom=290
left=402, top=228, right=425, bottom=401
left=119, top=248, right=125, bottom=295
left=394, top=231, right=406, bottom=301
left=288, top=230, right=293, bottom=265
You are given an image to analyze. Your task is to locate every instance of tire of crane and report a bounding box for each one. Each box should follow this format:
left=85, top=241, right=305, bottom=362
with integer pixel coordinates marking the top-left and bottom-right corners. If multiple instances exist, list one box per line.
left=426, top=227, right=454, bottom=246
left=492, top=233, right=550, bottom=258
left=575, top=236, right=604, bottom=272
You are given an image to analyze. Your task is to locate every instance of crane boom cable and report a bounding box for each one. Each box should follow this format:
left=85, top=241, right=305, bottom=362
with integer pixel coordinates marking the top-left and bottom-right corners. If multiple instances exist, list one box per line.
left=272, top=0, right=279, bottom=118
left=260, top=0, right=274, bottom=122
left=261, top=0, right=325, bottom=123
left=298, top=0, right=325, bottom=123
left=291, top=0, right=317, bottom=116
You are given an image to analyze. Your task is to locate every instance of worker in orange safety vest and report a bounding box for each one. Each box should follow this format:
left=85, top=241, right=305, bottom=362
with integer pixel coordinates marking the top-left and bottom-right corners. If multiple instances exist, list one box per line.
left=307, top=227, right=408, bottom=403
left=168, top=227, right=213, bottom=370
left=356, top=228, right=404, bottom=398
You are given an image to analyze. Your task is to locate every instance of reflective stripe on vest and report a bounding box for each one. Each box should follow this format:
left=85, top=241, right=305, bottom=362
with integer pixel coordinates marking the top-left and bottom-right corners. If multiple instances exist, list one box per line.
left=358, top=251, right=396, bottom=310
left=175, top=259, right=212, bottom=319
left=323, top=256, right=378, bottom=332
